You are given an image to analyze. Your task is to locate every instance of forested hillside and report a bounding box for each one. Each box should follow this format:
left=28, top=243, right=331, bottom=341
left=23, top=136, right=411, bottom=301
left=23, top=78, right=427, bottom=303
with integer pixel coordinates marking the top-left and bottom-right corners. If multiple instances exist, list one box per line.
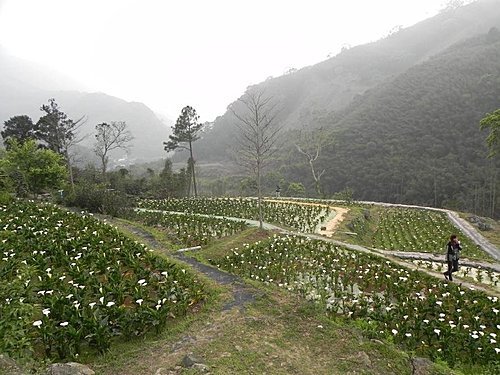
left=280, top=28, right=500, bottom=216
left=194, top=0, right=500, bottom=162
left=187, top=1, right=500, bottom=218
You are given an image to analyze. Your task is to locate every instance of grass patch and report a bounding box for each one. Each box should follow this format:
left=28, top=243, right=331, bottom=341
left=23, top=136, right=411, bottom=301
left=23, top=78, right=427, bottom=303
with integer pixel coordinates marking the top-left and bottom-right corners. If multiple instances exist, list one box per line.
left=190, top=227, right=276, bottom=263
left=171, top=288, right=419, bottom=375
left=331, top=205, right=377, bottom=245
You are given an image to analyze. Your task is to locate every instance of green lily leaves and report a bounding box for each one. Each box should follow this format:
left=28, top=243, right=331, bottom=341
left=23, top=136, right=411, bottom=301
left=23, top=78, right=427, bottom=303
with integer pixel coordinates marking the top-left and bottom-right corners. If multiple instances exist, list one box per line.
left=213, top=234, right=500, bottom=366
left=0, top=201, right=206, bottom=360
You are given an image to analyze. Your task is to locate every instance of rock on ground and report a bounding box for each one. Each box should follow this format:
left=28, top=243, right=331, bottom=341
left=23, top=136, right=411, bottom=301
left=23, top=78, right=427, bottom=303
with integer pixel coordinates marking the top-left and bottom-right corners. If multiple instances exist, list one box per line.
left=46, top=362, right=95, bottom=375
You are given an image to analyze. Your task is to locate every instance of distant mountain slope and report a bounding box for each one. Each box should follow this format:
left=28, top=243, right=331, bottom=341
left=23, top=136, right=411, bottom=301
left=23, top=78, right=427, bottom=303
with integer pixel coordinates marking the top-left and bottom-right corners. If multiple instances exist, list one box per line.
left=0, top=47, right=171, bottom=162
left=283, top=28, right=500, bottom=213
left=0, top=46, right=83, bottom=93
left=195, top=0, right=500, bottom=162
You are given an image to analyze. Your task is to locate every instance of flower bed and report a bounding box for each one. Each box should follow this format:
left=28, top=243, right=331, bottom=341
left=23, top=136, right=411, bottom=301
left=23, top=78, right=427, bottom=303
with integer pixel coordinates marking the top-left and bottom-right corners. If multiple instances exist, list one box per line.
left=0, top=201, right=206, bottom=359
left=372, top=208, right=484, bottom=258
left=130, top=209, right=248, bottom=246
left=138, top=198, right=330, bottom=232
left=212, top=234, right=500, bottom=366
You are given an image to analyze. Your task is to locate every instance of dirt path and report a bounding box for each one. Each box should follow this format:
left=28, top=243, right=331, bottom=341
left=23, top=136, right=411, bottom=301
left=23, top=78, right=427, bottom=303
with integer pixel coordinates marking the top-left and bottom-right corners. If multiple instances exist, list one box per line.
left=110, top=220, right=261, bottom=311
left=266, top=198, right=499, bottom=260
left=131, top=200, right=500, bottom=295
left=305, top=233, right=500, bottom=297
left=317, top=207, right=349, bottom=236
left=259, top=201, right=499, bottom=295
left=341, top=199, right=500, bottom=261
left=264, top=198, right=350, bottom=236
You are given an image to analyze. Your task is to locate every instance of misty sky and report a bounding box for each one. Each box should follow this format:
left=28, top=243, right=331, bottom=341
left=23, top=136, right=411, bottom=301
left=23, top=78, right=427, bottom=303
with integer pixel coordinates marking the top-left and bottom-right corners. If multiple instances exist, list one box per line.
left=0, top=0, right=446, bottom=122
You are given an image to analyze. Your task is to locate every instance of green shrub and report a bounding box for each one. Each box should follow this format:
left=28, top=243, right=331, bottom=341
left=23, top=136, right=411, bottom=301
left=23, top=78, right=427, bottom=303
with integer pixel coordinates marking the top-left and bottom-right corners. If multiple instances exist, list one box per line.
left=0, top=192, right=13, bottom=205
left=64, top=183, right=134, bottom=217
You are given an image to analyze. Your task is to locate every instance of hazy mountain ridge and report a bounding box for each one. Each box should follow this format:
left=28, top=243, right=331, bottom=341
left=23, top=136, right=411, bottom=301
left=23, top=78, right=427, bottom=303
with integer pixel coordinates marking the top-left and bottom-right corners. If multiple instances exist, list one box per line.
left=302, top=28, right=500, bottom=206
left=195, top=0, right=500, bottom=162
left=0, top=47, right=172, bottom=162
left=192, top=1, right=500, bottom=216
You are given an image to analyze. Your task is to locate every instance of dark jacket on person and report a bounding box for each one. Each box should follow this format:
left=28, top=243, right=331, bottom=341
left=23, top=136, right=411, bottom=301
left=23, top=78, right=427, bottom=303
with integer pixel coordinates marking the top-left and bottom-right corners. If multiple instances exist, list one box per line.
left=446, top=241, right=462, bottom=262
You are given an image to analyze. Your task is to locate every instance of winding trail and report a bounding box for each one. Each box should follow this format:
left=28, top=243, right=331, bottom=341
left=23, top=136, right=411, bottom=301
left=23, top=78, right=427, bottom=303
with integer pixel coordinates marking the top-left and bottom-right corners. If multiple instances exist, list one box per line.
left=334, top=199, right=500, bottom=260
left=128, top=199, right=500, bottom=296
left=108, top=220, right=262, bottom=311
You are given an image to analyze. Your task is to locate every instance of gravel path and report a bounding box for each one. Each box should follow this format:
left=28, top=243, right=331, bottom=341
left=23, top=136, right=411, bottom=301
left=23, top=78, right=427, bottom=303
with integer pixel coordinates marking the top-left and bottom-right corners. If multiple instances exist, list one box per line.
left=269, top=198, right=500, bottom=261
left=107, top=219, right=261, bottom=311
left=343, top=200, right=500, bottom=261
left=114, top=200, right=500, bottom=300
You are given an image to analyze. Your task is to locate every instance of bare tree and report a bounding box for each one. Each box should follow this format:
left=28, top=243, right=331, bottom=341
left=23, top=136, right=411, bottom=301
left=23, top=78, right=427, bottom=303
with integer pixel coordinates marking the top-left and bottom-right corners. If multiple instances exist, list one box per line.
left=230, top=90, right=282, bottom=229
left=294, top=127, right=333, bottom=197
left=94, top=121, right=133, bottom=176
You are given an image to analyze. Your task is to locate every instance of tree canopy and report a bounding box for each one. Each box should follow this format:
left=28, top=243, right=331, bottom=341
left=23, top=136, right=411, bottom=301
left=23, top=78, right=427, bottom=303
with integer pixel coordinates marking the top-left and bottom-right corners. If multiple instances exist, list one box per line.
left=94, top=121, right=133, bottom=175
left=1, top=115, right=36, bottom=148
left=0, top=139, right=67, bottom=197
left=164, top=106, right=203, bottom=196
left=480, top=108, right=500, bottom=158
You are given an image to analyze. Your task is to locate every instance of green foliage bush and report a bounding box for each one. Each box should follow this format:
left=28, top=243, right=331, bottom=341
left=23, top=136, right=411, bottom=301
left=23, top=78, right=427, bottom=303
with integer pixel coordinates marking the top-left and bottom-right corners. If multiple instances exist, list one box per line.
left=0, top=192, right=13, bottom=205
left=64, top=183, right=134, bottom=217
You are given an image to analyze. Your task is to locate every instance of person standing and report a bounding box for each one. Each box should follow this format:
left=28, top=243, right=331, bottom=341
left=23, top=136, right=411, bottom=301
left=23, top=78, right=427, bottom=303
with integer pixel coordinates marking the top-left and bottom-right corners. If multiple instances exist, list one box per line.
left=444, top=234, right=462, bottom=281
left=275, top=185, right=281, bottom=198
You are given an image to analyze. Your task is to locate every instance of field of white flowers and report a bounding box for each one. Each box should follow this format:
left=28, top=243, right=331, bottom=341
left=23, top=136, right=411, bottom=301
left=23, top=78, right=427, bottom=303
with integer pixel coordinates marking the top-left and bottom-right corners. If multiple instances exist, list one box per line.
left=372, top=208, right=485, bottom=258
left=0, top=201, right=206, bottom=360
left=138, top=197, right=330, bottom=233
left=213, top=234, right=500, bottom=366
left=129, top=209, right=248, bottom=246
left=2, top=197, right=498, bottom=370
left=411, top=260, right=500, bottom=288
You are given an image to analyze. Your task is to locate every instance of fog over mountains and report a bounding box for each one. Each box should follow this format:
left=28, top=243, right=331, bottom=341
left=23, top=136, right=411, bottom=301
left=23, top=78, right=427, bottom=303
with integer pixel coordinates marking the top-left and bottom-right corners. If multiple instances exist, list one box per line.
left=1, top=0, right=500, bottom=215
left=196, top=0, right=500, bottom=160
left=189, top=0, right=500, bottom=215
left=0, top=47, right=171, bottom=163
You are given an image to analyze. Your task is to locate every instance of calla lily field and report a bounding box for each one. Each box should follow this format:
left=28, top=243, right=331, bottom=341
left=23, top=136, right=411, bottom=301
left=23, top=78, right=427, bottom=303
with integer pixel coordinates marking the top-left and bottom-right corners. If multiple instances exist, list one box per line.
left=0, top=201, right=205, bottom=359
left=0, top=197, right=498, bottom=371
left=213, top=233, right=500, bottom=366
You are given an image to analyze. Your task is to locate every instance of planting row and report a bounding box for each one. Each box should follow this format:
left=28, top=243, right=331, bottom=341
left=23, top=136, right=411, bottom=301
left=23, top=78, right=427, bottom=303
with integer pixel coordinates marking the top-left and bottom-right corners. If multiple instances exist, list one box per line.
left=0, top=201, right=206, bottom=360
left=371, top=208, right=485, bottom=259
left=129, top=209, right=248, bottom=247
left=411, top=259, right=500, bottom=289
left=212, top=234, right=500, bottom=366
left=138, top=197, right=330, bottom=233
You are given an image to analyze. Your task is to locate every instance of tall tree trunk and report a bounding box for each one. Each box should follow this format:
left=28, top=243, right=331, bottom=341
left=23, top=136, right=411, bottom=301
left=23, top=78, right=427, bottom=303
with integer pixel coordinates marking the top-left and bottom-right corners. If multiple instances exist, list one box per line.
left=101, top=155, right=108, bottom=179
left=491, top=165, right=497, bottom=218
left=189, top=141, right=197, bottom=197
left=64, top=150, right=75, bottom=194
left=186, top=164, right=192, bottom=197
left=257, top=158, right=263, bottom=230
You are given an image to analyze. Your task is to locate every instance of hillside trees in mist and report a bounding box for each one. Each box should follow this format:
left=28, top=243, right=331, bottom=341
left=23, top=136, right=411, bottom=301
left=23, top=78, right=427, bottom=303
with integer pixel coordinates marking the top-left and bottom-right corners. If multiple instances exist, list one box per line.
left=277, top=30, right=500, bottom=217
left=480, top=108, right=500, bottom=157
